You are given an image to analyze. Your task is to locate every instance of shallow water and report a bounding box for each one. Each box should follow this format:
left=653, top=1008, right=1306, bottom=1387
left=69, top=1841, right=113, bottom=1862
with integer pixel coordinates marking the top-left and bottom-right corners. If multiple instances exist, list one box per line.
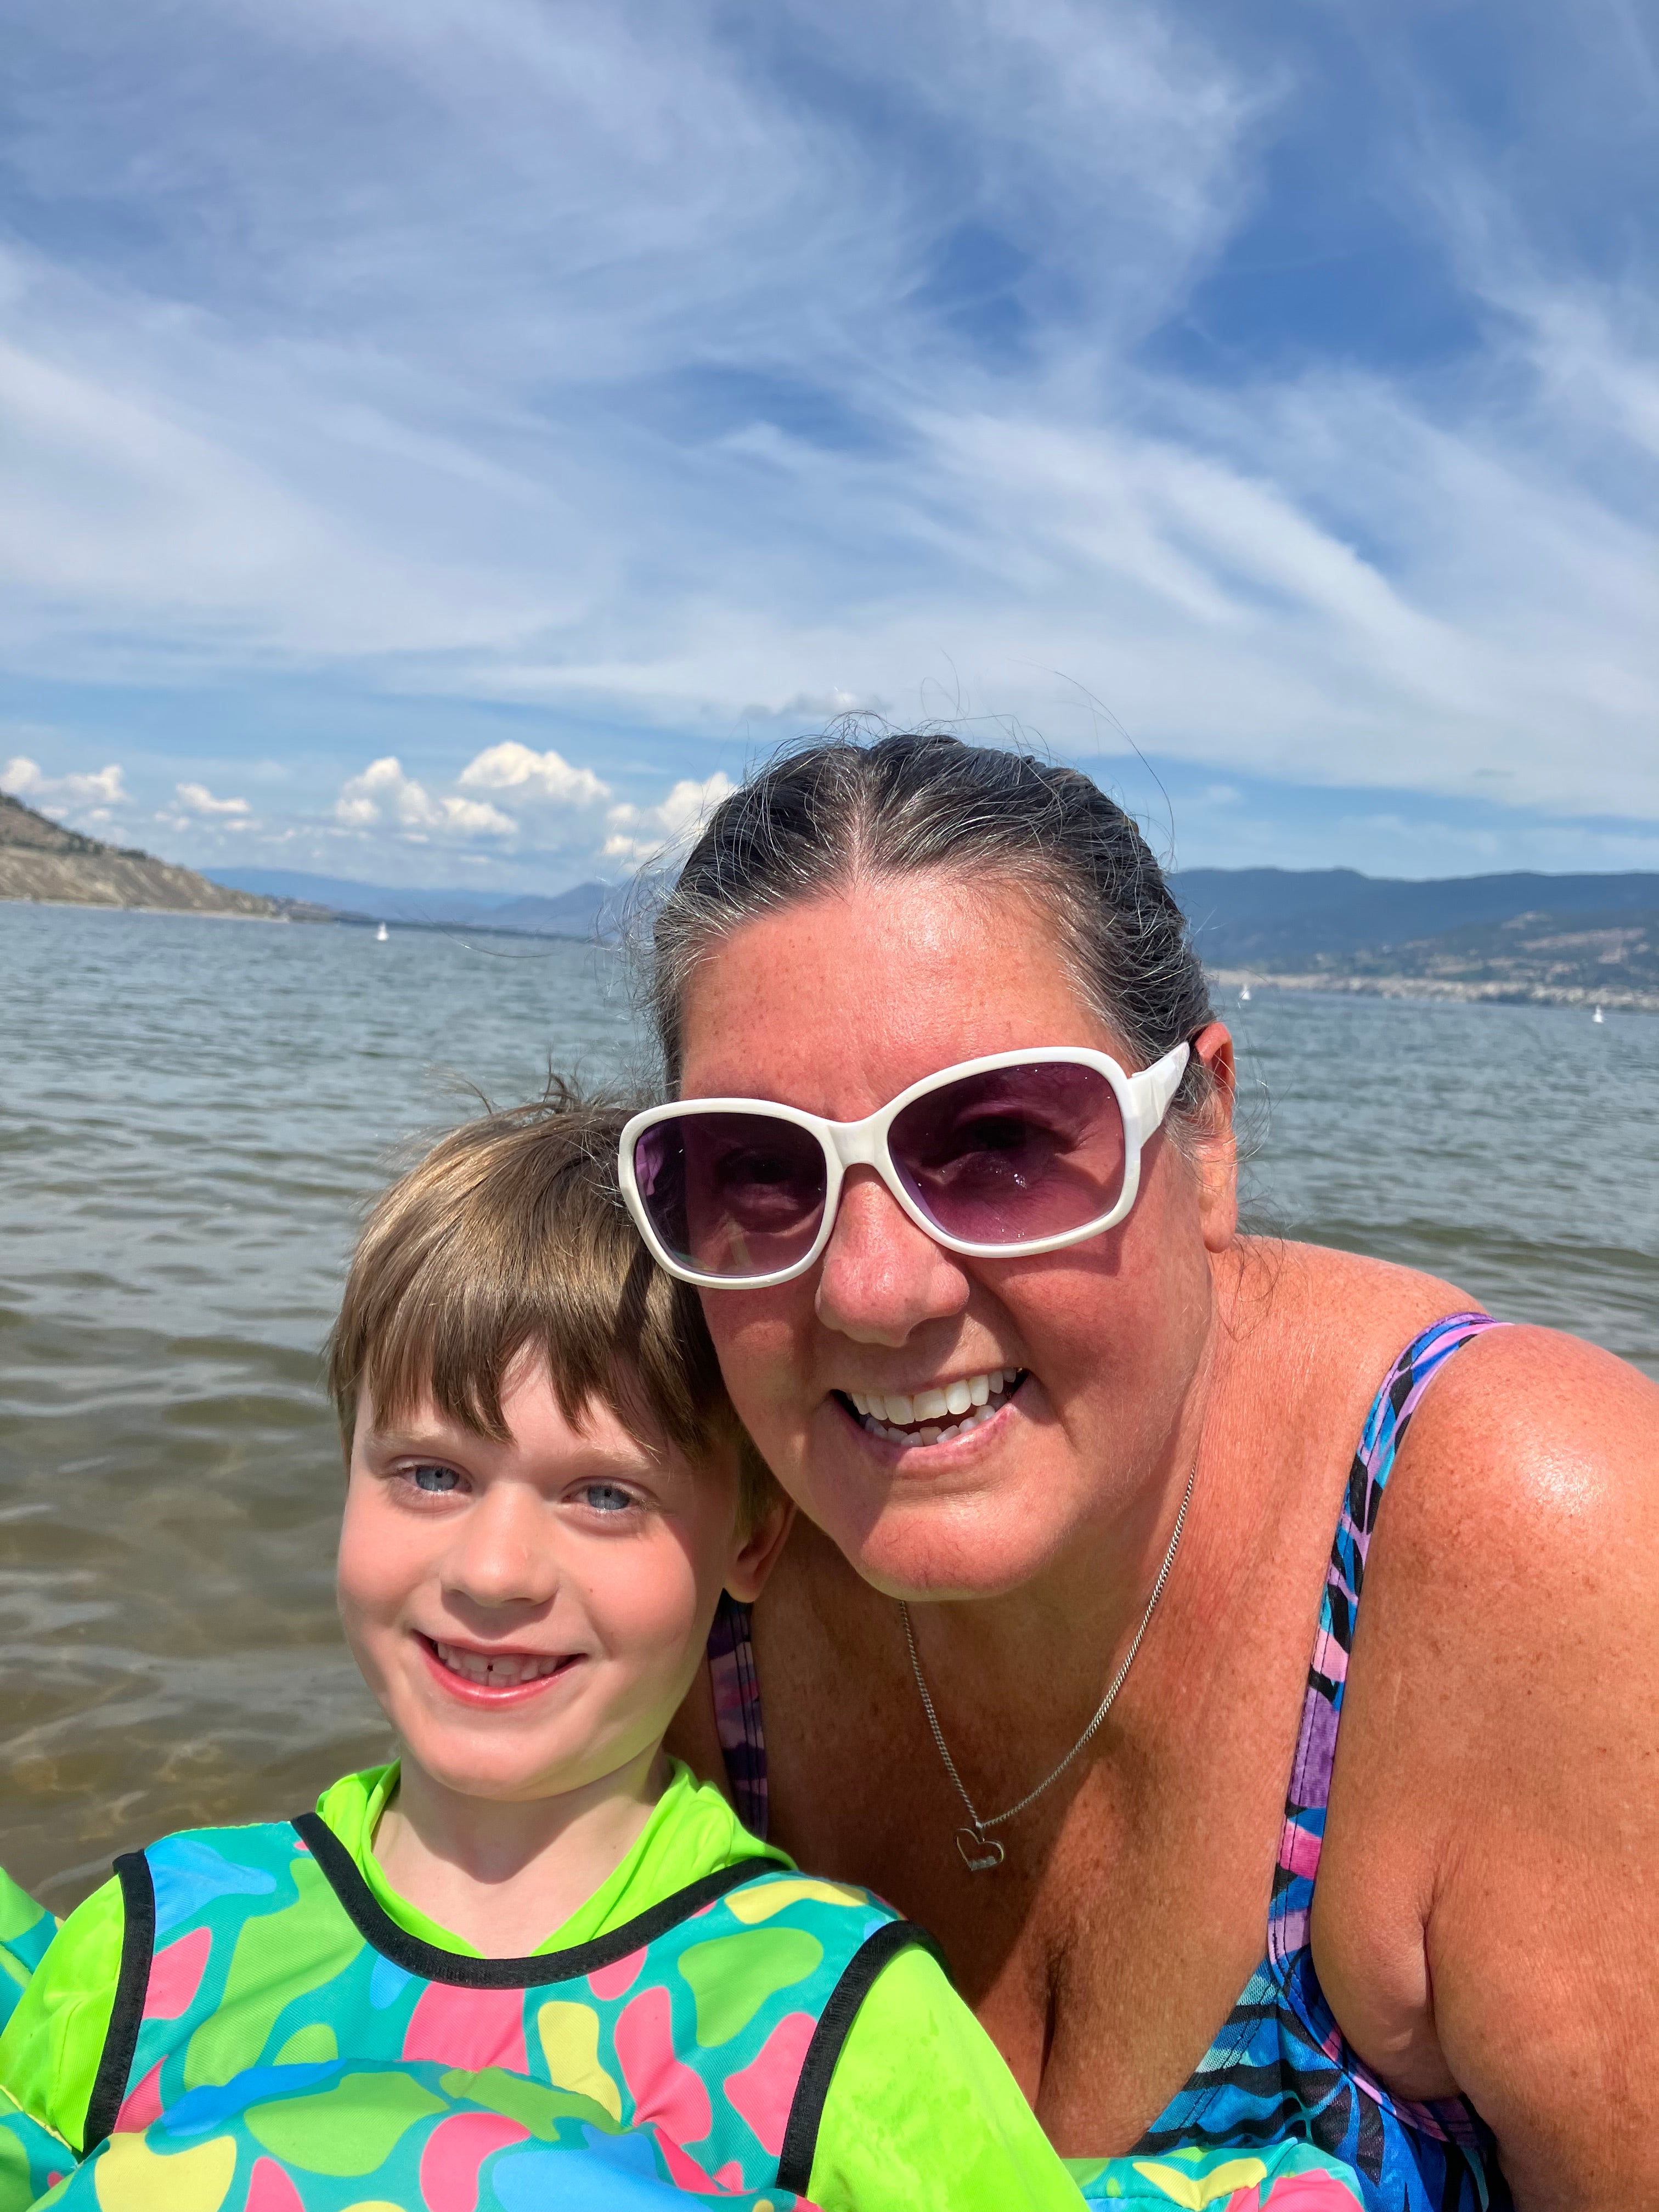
left=2, top=904, right=1654, bottom=1909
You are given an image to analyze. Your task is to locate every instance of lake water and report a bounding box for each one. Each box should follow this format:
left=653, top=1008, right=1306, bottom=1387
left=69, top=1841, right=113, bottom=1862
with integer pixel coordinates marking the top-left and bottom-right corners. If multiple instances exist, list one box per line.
left=3, top=902, right=1655, bottom=1910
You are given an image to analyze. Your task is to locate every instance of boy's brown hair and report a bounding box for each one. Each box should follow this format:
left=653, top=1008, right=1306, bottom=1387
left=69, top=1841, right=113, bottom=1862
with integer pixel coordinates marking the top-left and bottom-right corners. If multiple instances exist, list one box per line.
left=326, top=1081, right=775, bottom=1526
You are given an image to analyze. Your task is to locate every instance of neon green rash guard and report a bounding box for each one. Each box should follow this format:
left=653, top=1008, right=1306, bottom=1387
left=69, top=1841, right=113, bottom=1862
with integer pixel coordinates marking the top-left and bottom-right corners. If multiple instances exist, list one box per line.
left=0, top=1761, right=1085, bottom=2212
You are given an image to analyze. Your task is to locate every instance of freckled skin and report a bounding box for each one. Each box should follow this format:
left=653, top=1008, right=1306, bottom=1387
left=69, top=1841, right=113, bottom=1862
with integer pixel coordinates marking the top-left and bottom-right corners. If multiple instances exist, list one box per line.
left=665, top=871, right=1659, bottom=2210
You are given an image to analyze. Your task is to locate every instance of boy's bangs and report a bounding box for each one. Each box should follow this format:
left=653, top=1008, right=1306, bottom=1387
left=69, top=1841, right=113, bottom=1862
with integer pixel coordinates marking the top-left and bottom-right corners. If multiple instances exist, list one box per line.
left=328, top=1098, right=731, bottom=1468
left=364, top=1219, right=712, bottom=1460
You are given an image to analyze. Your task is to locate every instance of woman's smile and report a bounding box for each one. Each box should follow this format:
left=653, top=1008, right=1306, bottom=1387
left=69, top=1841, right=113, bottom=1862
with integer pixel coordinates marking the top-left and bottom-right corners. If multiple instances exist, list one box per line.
left=833, top=1365, right=1030, bottom=1451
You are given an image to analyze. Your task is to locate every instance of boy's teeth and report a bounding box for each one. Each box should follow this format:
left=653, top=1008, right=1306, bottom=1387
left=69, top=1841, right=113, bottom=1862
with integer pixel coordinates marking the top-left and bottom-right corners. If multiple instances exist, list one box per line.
left=854, top=1369, right=1020, bottom=1443
left=435, top=1642, right=567, bottom=1687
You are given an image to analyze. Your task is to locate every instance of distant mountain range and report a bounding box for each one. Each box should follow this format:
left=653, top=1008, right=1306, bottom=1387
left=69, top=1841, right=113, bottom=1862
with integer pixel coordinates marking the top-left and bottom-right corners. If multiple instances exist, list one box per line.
left=206, top=867, right=619, bottom=938
left=215, top=861, right=1659, bottom=956
left=1336, top=906, right=1658, bottom=996
left=1173, top=867, right=1659, bottom=966
left=1176, top=867, right=1659, bottom=1010
left=15, top=843, right=1650, bottom=1010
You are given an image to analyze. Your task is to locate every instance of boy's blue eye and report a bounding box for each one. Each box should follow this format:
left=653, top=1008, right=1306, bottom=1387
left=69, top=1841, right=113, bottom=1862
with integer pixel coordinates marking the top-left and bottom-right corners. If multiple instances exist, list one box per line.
left=580, top=1482, right=636, bottom=1515
left=409, top=1464, right=461, bottom=1494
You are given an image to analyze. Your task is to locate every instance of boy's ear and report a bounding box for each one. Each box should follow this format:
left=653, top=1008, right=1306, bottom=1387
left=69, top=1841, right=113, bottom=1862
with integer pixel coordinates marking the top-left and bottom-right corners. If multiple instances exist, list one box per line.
left=724, top=1492, right=796, bottom=1606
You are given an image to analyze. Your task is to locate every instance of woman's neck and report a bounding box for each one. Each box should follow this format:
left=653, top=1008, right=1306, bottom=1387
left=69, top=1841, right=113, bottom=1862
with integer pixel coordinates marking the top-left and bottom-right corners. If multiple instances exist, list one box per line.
left=371, top=1745, right=670, bottom=1957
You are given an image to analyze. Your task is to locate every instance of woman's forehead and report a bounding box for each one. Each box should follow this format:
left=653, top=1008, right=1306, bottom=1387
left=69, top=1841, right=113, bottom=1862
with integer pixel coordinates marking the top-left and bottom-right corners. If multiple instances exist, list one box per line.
left=678, top=872, right=1127, bottom=1108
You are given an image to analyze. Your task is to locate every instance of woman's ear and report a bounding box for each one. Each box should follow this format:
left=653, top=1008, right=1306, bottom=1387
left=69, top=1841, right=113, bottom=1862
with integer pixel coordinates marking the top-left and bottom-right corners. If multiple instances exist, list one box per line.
left=1189, top=1022, right=1239, bottom=1251
left=724, top=1489, right=796, bottom=1606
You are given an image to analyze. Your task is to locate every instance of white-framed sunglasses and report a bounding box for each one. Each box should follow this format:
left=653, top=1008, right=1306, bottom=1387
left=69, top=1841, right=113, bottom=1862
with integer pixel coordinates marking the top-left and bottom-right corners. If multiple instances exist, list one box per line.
left=618, top=1041, right=1191, bottom=1290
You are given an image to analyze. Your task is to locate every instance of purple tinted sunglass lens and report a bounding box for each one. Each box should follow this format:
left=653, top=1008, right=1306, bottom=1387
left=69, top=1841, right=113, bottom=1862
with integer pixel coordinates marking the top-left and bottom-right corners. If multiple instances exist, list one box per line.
left=888, top=1061, right=1127, bottom=1246
left=635, top=1111, right=828, bottom=1279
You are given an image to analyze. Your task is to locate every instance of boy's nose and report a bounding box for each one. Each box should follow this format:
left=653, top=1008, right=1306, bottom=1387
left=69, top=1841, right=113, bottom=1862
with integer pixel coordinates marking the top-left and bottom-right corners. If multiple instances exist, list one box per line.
left=442, top=1484, right=559, bottom=1610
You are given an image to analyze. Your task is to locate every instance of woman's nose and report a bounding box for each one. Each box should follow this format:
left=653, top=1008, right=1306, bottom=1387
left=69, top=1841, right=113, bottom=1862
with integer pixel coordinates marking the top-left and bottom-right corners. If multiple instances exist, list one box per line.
left=443, top=1484, right=558, bottom=1612
left=814, top=1167, right=969, bottom=1345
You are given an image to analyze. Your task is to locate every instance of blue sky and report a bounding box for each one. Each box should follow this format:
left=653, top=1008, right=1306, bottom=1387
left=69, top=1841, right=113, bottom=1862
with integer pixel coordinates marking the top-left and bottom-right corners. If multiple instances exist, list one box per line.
left=2, top=0, right=1656, bottom=890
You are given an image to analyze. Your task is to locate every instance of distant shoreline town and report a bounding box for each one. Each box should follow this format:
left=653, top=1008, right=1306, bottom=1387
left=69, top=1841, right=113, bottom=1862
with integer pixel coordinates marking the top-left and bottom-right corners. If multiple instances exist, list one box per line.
left=4, top=787, right=1656, bottom=1013
left=1209, top=969, right=1659, bottom=1015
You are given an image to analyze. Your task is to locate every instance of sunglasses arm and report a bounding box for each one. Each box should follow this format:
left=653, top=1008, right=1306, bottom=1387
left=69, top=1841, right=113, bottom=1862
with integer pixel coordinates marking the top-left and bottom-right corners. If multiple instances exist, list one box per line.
left=1126, top=1041, right=1191, bottom=1146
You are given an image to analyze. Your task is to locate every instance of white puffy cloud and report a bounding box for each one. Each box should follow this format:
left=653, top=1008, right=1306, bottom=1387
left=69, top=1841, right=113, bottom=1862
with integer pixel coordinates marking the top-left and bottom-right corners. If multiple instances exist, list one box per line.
left=335, top=755, right=515, bottom=838
left=174, top=780, right=250, bottom=816
left=2, top=755, right=127, bottom=806
left=456, top=742, right=610, bottom=806
left=604, top=771, right=735, bottom=864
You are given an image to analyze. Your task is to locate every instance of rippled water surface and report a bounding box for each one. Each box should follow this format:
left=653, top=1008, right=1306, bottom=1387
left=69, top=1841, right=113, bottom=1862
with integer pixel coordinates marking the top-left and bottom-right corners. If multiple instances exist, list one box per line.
left=2, top=904, right=1655, bottom=1908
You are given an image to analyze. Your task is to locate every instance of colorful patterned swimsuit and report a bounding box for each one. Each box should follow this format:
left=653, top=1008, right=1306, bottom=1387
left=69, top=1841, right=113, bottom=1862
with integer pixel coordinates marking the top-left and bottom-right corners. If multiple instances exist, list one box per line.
left=710, top=1313, right=1513, bottom=2212
left=2, top=1821, right=938, bottom=2209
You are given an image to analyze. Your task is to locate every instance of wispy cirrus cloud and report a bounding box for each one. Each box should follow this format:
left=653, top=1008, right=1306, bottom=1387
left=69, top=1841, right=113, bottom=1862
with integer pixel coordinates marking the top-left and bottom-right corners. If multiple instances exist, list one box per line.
left=0, top=0, right=1654, bottom=884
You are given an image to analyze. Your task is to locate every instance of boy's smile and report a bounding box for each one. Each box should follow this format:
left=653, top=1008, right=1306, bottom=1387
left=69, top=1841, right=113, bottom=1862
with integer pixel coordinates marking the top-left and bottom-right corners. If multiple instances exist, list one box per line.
left=420, top=1635, right=583, bottom=1699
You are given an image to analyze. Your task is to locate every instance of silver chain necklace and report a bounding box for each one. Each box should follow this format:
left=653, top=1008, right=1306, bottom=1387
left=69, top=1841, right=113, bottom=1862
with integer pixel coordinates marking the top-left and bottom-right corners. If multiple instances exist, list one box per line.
left=899, top=1453, right=1198, bottom=1872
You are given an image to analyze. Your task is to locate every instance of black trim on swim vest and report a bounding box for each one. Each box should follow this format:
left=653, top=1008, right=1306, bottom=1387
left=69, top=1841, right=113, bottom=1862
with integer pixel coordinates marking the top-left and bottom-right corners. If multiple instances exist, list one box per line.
left=774, top=1918, right=946, bottom=2197
left=82, top=1851, right=157, bottom=2152
left=291, top=1812, right=770, bottom=1989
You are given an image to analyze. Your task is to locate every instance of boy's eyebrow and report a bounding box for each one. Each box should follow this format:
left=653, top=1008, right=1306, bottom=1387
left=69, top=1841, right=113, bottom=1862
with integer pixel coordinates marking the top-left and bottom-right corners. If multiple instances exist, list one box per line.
left=358, top=1417, right=474, bottom=1452
left=359, top=1415, right=673, bottom=1476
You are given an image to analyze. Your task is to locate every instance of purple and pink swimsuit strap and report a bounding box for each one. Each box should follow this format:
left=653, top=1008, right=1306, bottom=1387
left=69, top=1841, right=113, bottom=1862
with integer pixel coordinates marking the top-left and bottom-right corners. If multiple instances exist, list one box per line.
left=709, top=1589, right=769, bottom=1838
left=1271, top=1310, right=1507, bottom=1963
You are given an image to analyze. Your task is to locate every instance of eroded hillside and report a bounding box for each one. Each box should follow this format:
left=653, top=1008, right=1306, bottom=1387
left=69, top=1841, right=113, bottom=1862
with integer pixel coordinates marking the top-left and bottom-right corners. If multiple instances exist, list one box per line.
left=0, top=793, right=279, bottom=918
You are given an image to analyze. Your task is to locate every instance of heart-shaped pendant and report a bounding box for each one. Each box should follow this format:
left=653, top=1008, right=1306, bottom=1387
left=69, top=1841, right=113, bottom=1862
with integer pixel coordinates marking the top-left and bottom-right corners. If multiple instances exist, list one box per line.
left=955, top=1826, right=1006, bottom=1872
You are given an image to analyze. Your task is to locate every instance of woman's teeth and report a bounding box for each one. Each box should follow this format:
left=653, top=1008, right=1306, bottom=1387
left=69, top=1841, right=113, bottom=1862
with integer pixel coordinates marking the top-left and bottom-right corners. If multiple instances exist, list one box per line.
left=433, top=1641, right=570, bottom=1687
left=847, top=1369, right=1022, bottom=1445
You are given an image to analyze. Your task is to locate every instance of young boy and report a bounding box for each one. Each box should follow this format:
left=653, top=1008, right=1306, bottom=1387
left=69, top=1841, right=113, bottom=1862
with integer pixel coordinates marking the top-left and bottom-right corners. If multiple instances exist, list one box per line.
left=0, top=1093, right=1362, bottom=2212
left=0, top=1091, right=1093, bottom=2211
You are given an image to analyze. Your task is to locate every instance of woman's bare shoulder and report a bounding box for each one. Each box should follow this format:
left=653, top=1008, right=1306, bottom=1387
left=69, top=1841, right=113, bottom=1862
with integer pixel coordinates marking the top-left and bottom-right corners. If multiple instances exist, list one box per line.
left=1297, top=1307, right=1658, bottom=1745
left=1354, top=1322, right=1659, bottom=1717
left=1319, top=1324, right=1659, bottom=2190
left=1373, top=1317, right=1658, bottom=1554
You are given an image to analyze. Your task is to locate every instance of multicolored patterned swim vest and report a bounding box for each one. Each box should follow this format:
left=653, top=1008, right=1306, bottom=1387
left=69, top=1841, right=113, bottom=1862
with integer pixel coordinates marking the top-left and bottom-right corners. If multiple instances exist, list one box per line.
left=0, top=1873, right=56, bottom=2041
left=62, top=1814, right=937, bottom=2210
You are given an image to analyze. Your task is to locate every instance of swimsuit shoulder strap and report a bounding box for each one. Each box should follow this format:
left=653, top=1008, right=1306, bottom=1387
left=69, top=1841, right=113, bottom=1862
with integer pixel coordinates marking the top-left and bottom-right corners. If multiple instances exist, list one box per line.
left=709, top=1589, right=770, bottom=1839
left=1269, top=1310, right=1506, bottom=1964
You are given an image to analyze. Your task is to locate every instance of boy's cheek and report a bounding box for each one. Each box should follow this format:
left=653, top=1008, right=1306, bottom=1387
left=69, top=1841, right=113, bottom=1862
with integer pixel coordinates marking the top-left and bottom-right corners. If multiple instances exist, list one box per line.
left=586, top=1537, right=715, bottom=1668
left=336, top=1503, right=411, bottom=1657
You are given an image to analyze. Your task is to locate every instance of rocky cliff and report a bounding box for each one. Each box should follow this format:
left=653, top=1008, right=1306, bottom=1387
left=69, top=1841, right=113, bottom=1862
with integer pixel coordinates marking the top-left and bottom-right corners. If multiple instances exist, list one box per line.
left=0, top=791, right=280, bottom=918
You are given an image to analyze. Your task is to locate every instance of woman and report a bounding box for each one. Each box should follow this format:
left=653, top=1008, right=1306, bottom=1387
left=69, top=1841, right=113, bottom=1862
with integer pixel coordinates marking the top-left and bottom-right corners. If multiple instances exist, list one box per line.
left=620, top=732, right=1659, bottom=2211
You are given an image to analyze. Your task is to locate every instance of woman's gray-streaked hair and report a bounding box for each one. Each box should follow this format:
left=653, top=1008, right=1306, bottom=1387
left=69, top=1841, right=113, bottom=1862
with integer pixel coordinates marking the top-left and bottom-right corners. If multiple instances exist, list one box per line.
left=644, top=730, right=1217, bottom=1130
